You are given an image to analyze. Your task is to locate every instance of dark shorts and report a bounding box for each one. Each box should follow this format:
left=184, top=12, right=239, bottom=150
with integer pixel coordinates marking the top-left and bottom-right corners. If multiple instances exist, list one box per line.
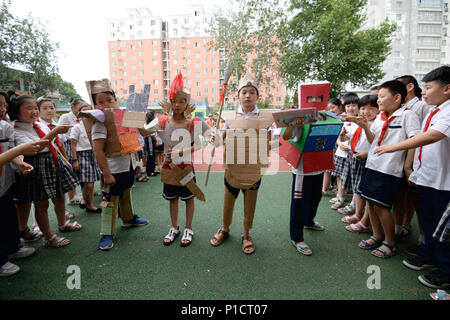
left=162, top=177, right=196, bottom=202
left=360, top=168, right=403, bottom=209
left=104, top=166, right=136, bottom=200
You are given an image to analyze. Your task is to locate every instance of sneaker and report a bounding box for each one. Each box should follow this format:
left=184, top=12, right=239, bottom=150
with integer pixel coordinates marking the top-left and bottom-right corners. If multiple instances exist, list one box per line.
left=405, top=242, right=424, bottom=257
left=8, top=247, right=36, bottom=261
left=403, top=256, right=437, bottom=271
left=122, top=215, right=148, bottom=228
left=331, top=200, right=345, bottom=210
left=0, top=262, right=20, bottom=277
left=99, top=235, right=114, bottom=251
left=418, top=270, right=450, bottom=289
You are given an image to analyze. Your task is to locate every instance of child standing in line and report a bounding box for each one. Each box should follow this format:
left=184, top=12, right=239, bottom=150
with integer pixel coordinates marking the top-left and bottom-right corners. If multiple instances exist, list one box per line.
left=349, top=80, right=421, bottom=258
left=375, top=66, right=450, bottom=288
left=340, top=95, right=379, bottom=233
left=70, top=103, right=102, bottom=214
left=10, top=95, right=81, bottom=248
left=330, top=94, right=359, bottom=211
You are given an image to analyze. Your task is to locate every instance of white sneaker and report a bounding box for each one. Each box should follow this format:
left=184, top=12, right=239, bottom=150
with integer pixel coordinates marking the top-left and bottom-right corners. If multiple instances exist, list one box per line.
left=0, top=262, right=20, bottom=277
left=8, top=247, right=36, bottom=260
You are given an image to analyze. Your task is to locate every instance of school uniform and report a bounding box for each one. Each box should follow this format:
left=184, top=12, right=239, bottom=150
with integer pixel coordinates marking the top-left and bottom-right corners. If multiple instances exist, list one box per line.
left=333, top=122, right=353, bottom=190
left=12, top=121, right=78, bottom=203
left=404, top=97, right=432, bottom=124
left=289, top=126, right=324, bottom=243
left=361, top=106, right=421, bottom=209
left=57, top=111, right=80, bottom=163
left=0, top=120, right=21, bottom=267
left=70, top=122, right=101, bottom=183
left=409, top=100, right=450, bottom=277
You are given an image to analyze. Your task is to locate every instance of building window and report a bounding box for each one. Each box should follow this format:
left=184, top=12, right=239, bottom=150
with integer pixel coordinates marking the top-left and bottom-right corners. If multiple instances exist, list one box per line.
left=196, top=82, right=201, bottom=87
left=138, top=41, right=143, bottom=46
left=154, top=89, right=158, bottom=94
left=121, top=42, right=126, bottom=47
left=131, top=64, right=136, bottom=70
left=121, top=52, right=126, bottom=57
left=131, top=54, right=136, bottom=60
left=139, top=60, right=144, bottom=66
left=152, top=50, right=157, bottom=56
left=153, top=70, right=158, bottom=75
left=153, top=79, right=158, bottom=85
left=112, top=61, right=116, bottom=67
left=112, top=71, right=117, bottom=76
left=140, top=70, right=144, bottom=76
left=111, top=52, right=116, bottom=57
left=138, top=51, right=143, bottom=56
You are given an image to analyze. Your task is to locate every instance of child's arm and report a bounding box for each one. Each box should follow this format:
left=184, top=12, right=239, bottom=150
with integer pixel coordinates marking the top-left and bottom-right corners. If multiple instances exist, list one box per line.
left=71, top=138, right=80, bottom=171
left=282, top=117, right=305, bottom=140
left=42, top=124, right=72, bottom=142
left=354, top=151, right=368, bottom=160
left=343, top=115, right=375, bottom=144
left=404, top=148, right=416, bottom=185
left=0, top=140, right=49, bottom=167
left=92, top=138, right=115, bottom=186
left=374, top=129, right=445, bottom=155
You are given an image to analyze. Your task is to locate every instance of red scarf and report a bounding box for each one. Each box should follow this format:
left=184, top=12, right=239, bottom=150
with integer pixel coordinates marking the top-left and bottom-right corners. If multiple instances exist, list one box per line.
left=350, top=127, right=362, bottom=153
left=418, top=108, right=440, bottom=168
left=33, top=123, right=57, bottom=165
left=377, top=112, right=396, bottom=146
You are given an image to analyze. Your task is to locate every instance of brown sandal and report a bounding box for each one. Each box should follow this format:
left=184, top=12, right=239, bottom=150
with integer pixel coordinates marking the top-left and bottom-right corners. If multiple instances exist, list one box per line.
left=241, top=235, right=255, bottom=255
left=210, top=228, right=229, bottom=246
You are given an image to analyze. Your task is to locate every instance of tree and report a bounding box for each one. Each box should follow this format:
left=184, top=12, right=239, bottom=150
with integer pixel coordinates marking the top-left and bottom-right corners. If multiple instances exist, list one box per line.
left=279, top=0, right=396, bottom=97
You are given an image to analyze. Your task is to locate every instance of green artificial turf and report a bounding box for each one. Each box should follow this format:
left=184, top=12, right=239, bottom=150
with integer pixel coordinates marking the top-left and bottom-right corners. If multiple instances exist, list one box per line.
left=0, top=172, right=432, bottom=300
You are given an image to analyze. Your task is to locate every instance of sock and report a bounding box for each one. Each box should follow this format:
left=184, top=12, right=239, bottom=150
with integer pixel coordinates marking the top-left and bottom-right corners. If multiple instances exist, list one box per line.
left=418, top=234, right=425, bottom=244
left=349, top=202, right=355, bottom=208
left=395, top=224, right=403, bottom=235
left=339, top=197, right=345, bottom=202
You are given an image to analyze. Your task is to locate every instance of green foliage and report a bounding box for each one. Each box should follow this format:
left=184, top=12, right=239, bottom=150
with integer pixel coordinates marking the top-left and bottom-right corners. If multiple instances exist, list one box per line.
left=279, top=0, right=396, bottom=97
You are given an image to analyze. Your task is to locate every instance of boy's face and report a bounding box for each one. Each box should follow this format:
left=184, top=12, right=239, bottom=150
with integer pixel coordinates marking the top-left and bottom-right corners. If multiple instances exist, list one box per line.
left=377, top=88, right=401, bottom=114
left=327, top=103, right=341, bottom=115
left=422, top=81, right=450, bottom=106
left=0, top=95, right=7, bottom=118
left=19, top=99, right=39, bottom=123
left=170, top=97, right=187, bottom=115
left=360, top=105, right=379, bottom=121
left=307, top=95, right=323, bottom=103
left=39, top=101, right=56, bottom=121
left=94, top=93, right=118, bottom=110
left=238, top=86, right=258, bottom=108
left=345, top=103, right=359, bottom=116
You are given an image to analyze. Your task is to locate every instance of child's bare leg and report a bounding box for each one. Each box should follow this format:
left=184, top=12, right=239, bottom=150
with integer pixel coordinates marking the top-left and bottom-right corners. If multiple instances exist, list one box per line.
left=33, top=200, right=52, bottom=239
left=169, top=198, right=179, bottom=228
left=360, top=203, right=371, bottom=227
left=83, top=182, right=96, bottom=209
left=52, top=196, right=67, bottom=226
left=322, top=172, right=331, bottom=193
left=360, top=202, right=383, bottom=247
left=16, top=202, right=32, bottom=233
left=354, top=194, right=366, bottom=219
left=185, top=198, right=194, bottom=230
left=373, top=204, right=396, bottom=253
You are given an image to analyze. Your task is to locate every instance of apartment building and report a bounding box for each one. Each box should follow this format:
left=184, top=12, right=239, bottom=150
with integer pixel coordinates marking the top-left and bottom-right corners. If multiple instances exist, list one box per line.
left=107, top=5, right=286, bottom=107
left=366, top=0, right=450, bottom=84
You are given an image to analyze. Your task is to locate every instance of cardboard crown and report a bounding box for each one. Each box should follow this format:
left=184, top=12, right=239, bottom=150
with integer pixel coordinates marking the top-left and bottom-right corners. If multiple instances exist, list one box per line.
left=85, top=79, right=114, bottom=106
left=238, top=72, right=259, bottom=93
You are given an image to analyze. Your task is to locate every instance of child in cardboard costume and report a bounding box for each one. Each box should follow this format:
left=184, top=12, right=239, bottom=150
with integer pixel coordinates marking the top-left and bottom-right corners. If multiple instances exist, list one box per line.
left=84, top=79, right=148, bottom=251
left=210, top=73, right=275, bottom=254
left=280, top=82, right=343, bottom=255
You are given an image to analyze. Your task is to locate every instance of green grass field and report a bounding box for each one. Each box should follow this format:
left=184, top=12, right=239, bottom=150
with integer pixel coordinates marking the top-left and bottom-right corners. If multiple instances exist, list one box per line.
left=0, top=172, right=433, bottom=300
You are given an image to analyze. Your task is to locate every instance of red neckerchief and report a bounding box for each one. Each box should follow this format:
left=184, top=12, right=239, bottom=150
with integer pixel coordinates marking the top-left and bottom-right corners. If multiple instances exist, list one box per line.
left=33, top=123, right=57, bottom=165
left=350, top=127, right=363, bottom=153
left=377, top=112, right=396, bottom=146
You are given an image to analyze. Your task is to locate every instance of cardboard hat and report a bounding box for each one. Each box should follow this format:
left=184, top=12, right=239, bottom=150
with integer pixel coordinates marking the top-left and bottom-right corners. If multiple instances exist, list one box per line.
left=298, top=81, right=331, bottom=111
left=85, top=78, right=115, bottom=105
left=169, top=73, right=190, bottom=102
left=238, top=72, right=259, bottom=94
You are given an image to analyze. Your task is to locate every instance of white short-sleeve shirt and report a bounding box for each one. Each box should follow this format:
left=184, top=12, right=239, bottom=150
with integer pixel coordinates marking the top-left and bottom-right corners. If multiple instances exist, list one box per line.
left=345, top=121, right=373, bottom=154
left=70, top=122, right=92, bottom=152
left=335, top=121, right=353, bottom=158
left=366, top=106, right=421, bottom=178
left=57, top=111, right=79, bottom=141
left=0, top=120, right=15, bottom=196
left=409, top=99, right=450, bottom=190
left=91, top=121, right=136, bottom=174
left=404, top=97, right=433, bottom=125
left=13, top=121, right=51, bottom=153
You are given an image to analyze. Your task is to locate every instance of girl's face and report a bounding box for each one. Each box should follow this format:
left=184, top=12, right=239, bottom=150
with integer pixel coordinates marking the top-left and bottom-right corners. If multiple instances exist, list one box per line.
left=39, top=101, right=56, bottom=121
left=0, top=95, right=7, bottom=119
left=72, top=101, right=86, bottom=115
left=170, top=97, right=188, bottom=116
left=94, top=93, right=118, bottom=110
left=18, top=99, right=39, bottom=123
left=238, top=86, right=258, bottom=109
left=377, top=88, right=401, bottom=115
left=327, top=103, right=342, bottom=115
left=359, top=105, right=379, bottom=121
left=345, top=103, right=359, bottom=116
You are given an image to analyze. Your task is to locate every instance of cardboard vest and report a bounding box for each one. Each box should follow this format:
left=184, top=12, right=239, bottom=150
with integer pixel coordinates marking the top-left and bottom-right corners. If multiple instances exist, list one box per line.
left=221, top=109, right=277, bottom=189
left=279, top=111, right=343, bottom=173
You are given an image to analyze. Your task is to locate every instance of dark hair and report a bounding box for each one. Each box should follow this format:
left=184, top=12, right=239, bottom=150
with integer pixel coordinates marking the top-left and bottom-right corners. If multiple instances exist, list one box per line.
left=379, top=80, right=407, bottom=104
left=395, top=75, right=422, bottom=98
left=328, top=97, right=342, bottom=107
left=422, top=65, right=450, bottom=86
left=0, top=90, right=9, bottom=105
left=370, top=85, right=380, bottom=92
left=358, top=94, right=379, bottom=109
left=37, top=97, right=55, bottom=110
left=70, top=98, right=85, bottom=106
left=92, top=91, right=117, bottom=105
left=146, top=110, right=155, bottom=124
left=7, top=95, right=35, bottom=121
left=78, top=103, right=92, bottom=112
left=342, top=92, right=360, bottom=106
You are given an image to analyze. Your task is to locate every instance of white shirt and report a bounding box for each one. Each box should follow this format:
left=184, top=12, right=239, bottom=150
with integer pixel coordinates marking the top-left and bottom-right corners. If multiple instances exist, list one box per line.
left=39, top=117, right=67, bottom=143
left=0, top=120, right=15, bottom=196
left=12, top=121, right=51, bottom=153
left=222, top=105, right=260, bottom=131
left=290, top=126, right=324, bottom=176
left=335, top=121, right=353, bottom=158
left=91, top=121, right=137, bottom=174
left=404, top=97, right=433, bottom=124
left=409, top=99, right=450, bottom=191
left=70, top=122, right=92, bottom=152
left=366, top=106, right=421, bottom=178
left=57, top=111, right=79, bottom=140
left=345, top=121, right=373, bottom=154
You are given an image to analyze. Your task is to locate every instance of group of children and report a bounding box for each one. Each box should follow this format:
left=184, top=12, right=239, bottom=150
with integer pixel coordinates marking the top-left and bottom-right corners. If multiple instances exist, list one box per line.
left=0, top=66, right=448, bottom=294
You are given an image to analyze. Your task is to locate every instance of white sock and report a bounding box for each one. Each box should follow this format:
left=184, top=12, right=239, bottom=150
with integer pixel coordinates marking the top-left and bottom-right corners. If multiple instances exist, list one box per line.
left=418, top=234, right=425, bottom=244
left=395, top=224, right=403, bottom=235
left=349, top=202, right=355, bottom=208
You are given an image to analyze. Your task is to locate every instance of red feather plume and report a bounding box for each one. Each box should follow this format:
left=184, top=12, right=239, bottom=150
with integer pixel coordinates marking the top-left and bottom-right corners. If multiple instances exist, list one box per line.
left=169, top=73, right=184, bottom=100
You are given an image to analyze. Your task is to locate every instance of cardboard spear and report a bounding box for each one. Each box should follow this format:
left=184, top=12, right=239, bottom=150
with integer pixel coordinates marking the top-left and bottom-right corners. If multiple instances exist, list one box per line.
left=204, top=57, right=233, bottom=186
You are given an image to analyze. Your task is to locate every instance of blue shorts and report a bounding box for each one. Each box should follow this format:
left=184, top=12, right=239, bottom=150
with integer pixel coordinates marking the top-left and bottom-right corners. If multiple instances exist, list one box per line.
left=360, top=168, right=402, bottom=209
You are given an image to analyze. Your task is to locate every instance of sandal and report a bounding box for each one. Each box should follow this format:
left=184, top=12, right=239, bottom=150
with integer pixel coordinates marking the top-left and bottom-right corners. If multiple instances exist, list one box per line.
left=291, top=240, right=312, bottom=256
left=329, top=197, right=338, bottom=203
left=331, top=200, right=345, bottom=210
left=163, top=226, right=180, bottom=246
left=19, top=227, right=41, bottom=242
left=359, top=236, right=383, bottom=250
left=341, top=214, right=360, bottom=224
left=304, top=221, right=325, bottom=231
left=345, top=221, right=370, bottom=233
left=32, top=224, right=43, bottom=237
left=371, top=241, right=397, bottom=258
left=58, top=220, right=82, bottom=232
left=65, top=210, right=75, bottom=219
left=210, top=228, right=229, bottom=246
left=136, top=175, right=148, bottom=182
left=337, top=204, right=355, bottom=215
left=241, top=235, right=255, bottom=254
left=396, top=225, right=412, bottom=239
left=43, top=234, right=71, bottom=248
left=180, top=228, right=194, bottom=247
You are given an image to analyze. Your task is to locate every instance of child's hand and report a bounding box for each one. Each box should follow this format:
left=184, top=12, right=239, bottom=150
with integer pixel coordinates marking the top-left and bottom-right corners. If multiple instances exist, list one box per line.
left=103, top=173, right=116, bottom=187
left=343, top=115, right=368, bottom=128
left=291, top=117, right=305, bottom=126
left=354, top=152, right=368, bottom=160
left=18, top=161, right=34, bottom=175
left=19, top=140, right=50, bottom=156
left=159, top=102, right=171, bottom=113
left=374, top=145, right=396, bottom=155
left=54, top=124, right=73, bottom=134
